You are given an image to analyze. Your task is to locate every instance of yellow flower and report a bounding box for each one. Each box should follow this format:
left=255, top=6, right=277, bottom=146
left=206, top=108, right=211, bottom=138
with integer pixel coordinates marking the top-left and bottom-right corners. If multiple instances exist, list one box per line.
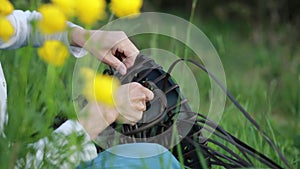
left=110, top=0, right=143, bottom=18
left=38, top=40, right=69, bottom=66
left=81, top=68, right=120, bottom=106
left=0, top=0, right=14, bottom=16
left=75, top=0, right=106, bottom=26
left=0, top=17, right=14, bottom=41
left=38, top=4, right=67, bottom=34
left=52, top=0, right=75, bottom=17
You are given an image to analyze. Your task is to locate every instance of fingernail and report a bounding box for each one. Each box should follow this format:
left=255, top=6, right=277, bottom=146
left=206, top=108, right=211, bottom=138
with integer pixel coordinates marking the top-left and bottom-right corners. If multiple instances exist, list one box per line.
left=118, top=65, right=127, bottom=75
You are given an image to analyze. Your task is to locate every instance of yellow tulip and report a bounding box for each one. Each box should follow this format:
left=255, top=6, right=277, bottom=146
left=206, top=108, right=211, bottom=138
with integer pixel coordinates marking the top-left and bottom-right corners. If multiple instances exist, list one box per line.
left=75, top=0, right=106, bottom=26
left=52, top=0, right=75, bottom=17
left=38, top=40, right=69, bottom=66
left=0, top=17, right=14, bottom=41
left=110, top=0, right=143, bottom=18
left=81, top=68, right=120, bottom=106
left=0, top=0, right=14, bottom=16
left=38, top=4, right=67, bottom=34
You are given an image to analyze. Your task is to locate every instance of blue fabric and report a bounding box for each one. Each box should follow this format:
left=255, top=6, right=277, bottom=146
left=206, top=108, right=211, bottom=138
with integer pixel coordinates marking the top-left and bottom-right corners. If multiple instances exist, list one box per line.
left=77, top=143, right=181, bottom=169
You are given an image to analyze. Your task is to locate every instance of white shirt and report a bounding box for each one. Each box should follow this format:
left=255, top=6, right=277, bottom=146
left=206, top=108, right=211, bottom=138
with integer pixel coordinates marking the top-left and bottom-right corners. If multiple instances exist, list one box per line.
left=0, top=10, right=96, bottom=168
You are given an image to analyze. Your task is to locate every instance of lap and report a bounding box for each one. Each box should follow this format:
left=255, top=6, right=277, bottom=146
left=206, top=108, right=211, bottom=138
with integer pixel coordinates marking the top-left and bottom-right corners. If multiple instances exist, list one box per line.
left=77, top=143, right=181, bottom=169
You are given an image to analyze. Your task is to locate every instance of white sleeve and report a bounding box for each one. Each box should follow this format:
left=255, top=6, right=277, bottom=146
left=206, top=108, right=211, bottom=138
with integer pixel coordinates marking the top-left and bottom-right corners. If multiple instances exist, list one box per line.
left=15, top=120, right=97, bottom=169
left=0, top=10, right=87, bottom=58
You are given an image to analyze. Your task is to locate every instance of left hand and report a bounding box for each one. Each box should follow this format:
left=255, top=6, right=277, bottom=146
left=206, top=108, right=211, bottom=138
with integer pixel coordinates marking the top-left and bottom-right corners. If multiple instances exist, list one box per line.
left=70, top=28, right=139, bottom=75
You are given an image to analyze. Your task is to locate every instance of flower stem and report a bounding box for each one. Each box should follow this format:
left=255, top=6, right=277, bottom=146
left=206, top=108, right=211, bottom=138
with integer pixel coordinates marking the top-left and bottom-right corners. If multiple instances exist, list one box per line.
left=184, top=0, right=198, bottom=60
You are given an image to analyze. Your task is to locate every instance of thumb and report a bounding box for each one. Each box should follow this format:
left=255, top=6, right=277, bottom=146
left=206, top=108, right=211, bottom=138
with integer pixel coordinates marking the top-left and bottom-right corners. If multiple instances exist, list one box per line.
left=116, top=63, right=127, bottom=75
left=142, top=87, right=154, bottom=101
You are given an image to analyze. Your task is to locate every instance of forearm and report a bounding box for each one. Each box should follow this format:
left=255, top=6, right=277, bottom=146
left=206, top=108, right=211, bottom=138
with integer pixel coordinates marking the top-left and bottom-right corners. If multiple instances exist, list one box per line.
left=77, top=102, right=118, bottom=140
left=69, top=27, right=87, bottom=48
left=0, top=10, right=87, bottom=57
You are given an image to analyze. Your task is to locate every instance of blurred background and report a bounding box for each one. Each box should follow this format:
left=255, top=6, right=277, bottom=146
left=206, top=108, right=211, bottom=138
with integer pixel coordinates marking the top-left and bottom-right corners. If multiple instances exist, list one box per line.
left=142, top=0, right=300, bottom=166
left=4, top=0, right=300, bottom=167
left=140, top=0, right=300, bottom=139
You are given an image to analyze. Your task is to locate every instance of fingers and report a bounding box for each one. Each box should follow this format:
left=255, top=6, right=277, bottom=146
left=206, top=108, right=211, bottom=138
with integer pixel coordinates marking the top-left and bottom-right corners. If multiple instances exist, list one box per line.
left=103, top=53, right=127, bottom=75
left=121, top=41, right=139, bottom=68
left=129, top=83, right=153, bottom=112
left=129, top=82, right=153, bottom=100
left=114, top=82, right=154, bottom=124
left=142, top=87, right=154, bottom=101
left=113, top=39, right=139, bottom=69
left=130, top=95, right=147, bottom=111
left=84, top=30, right=139, bottom=75
left=103, top=40, right=138, bottom=75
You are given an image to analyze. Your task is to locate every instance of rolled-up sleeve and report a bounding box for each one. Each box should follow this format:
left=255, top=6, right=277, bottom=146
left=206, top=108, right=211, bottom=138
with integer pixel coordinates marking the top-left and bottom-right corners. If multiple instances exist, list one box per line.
left=0, top=10, right=87, bottom=58
left=0, top=10, right=32, bottom=49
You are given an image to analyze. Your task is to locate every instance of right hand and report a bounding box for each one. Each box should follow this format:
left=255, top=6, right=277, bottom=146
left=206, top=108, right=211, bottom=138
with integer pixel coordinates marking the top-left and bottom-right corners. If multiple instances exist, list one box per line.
left=78, top=82, right=154, bottom=139
left=113, top=82, right=154, bottom=124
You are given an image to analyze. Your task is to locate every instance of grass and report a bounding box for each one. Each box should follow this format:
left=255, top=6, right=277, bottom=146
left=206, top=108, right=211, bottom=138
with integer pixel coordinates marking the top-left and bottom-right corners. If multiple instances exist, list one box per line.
left=120, top=7, right=300, bottom=167
left=193, top=17, right=300, bottom=168
left=1, top=1, right=299, bottom=169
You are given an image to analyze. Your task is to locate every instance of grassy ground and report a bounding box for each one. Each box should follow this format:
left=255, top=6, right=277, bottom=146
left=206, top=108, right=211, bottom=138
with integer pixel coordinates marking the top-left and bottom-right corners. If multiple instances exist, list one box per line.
left=0, top=1, right=299, bottom=168
left=196, top=18, right=300, bottom=168
left=131, top=17, right=299, bottom=167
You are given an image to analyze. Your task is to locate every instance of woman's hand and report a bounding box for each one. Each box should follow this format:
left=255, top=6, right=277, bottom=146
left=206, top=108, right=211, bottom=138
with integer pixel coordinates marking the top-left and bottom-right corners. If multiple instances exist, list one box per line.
left=70, top=28, right=139, bottom=75
left=113, top=82, right=154, bottom=124
left=78, top=82, right=154, bottom=140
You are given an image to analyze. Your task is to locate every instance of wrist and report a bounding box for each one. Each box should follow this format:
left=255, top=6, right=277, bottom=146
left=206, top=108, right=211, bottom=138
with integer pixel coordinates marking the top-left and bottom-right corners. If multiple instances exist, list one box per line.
left=77, top=103, right=118, bottom=140
left=69, top=27, right=88, bottom=48
left=102, top=105, right=119, bottom=124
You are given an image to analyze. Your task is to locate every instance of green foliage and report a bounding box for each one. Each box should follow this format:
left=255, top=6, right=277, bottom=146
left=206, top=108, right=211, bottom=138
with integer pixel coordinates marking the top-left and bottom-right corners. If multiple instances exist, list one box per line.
left=0, top=0, right=299, bottom=168
left=0, top=44, right=80, bottom=168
